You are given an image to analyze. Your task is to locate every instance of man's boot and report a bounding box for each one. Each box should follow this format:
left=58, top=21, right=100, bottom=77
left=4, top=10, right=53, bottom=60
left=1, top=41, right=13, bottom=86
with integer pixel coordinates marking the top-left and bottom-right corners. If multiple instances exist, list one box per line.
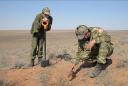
left=38, top=57, right=42, bottom=65
left=28, top=59, right=34, bottom=67
left=90, top=63, right=104, bottom=78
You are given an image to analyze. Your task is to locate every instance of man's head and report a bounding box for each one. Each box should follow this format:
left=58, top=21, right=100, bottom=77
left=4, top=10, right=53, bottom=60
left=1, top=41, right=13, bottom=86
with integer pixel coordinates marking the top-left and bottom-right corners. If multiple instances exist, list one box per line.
left=75, top=25, right=90, bottom=40
left=42, top=7, right=50, bottom=18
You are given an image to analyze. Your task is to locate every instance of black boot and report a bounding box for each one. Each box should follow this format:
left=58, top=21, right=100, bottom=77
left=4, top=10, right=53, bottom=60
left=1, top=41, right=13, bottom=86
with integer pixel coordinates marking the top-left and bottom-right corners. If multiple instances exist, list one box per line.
left=28, top=59, right=34, bottom=67
left=38, top=57, right=42, bottom=65
left=90, top=63, right=104, bottom=78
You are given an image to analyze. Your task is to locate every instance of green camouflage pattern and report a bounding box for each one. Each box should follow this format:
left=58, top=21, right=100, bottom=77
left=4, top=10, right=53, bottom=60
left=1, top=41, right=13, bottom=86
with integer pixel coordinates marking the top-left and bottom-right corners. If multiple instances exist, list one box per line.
left=73, top=27, right=114, bottom=65
left=30, top=36, right=44, bottom=59
left=30, top=13, right=53, bottom=59
left=30, top=13, right=53, bottom=35
left=75, top=25, right=88, bottom=35
left=75, top=25, right=88, bottom=40
left=42, top=7, right=50, bottom=15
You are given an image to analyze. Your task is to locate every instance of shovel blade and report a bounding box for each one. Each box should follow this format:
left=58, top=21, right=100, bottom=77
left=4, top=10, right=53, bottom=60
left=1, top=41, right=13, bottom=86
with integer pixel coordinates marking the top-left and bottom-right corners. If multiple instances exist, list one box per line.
left=41, top=59, right=49, bottom=67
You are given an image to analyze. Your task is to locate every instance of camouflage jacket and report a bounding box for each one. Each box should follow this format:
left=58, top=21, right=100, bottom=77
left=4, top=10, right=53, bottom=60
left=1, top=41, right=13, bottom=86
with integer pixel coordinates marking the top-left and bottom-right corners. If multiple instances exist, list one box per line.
left=77, top=27, right=112, bottom=54
left=30, top=13, right=53, bottom=36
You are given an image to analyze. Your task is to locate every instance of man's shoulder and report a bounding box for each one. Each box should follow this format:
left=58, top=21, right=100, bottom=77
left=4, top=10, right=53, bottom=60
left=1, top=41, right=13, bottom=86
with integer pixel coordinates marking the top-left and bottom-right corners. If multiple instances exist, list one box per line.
left=89, top=27, right=99, bottom=32
left=36, top=13, right=42, bottom=18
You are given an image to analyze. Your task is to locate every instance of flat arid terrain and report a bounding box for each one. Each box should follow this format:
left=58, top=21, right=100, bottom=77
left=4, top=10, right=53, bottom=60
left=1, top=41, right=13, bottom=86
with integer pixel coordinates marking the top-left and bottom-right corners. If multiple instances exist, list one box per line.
left=0, top=30, right=128, bottom=86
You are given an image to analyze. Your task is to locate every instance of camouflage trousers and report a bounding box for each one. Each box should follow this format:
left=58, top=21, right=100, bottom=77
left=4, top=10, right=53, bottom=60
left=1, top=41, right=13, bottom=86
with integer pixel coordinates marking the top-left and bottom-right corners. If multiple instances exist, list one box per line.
left=30, top=36, right=45, bottom=59
left=74, top=42, right=114, bottom=65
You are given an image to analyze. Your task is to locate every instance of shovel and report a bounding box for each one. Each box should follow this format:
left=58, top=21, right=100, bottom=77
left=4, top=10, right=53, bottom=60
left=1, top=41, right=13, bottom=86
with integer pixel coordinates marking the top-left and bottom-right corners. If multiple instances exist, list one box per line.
left=41, top=21, right=50, bottom=67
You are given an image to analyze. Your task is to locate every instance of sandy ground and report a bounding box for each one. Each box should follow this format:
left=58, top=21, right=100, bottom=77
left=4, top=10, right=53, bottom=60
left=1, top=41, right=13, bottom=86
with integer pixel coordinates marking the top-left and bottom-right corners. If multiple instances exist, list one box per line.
left=0, top=30, right=128, bottom=86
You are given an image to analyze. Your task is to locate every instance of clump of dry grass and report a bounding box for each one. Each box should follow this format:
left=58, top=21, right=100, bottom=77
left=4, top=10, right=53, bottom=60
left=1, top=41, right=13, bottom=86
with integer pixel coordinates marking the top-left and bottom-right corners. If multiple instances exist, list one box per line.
left=116, top=58, right=128, bottom=68
left=0, top=80, right=10, bottom=86
left=0, top=55, right=8, bottom=68
left=48, top=48, right=72, bottom=62
left=9, top=57, right=29, bottom=69
left=10, top=61, right=25, bottom=69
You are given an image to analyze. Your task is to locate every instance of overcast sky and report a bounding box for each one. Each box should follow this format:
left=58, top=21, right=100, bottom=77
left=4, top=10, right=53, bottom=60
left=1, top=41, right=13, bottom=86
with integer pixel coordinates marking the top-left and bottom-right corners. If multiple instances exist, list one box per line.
left=0, top=0, right=128, bottom=30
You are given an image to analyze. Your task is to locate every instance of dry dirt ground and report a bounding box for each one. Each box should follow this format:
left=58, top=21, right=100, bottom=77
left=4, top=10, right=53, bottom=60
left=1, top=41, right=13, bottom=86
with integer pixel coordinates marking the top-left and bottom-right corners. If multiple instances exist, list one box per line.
left=0, top=30, right=128, bottom=86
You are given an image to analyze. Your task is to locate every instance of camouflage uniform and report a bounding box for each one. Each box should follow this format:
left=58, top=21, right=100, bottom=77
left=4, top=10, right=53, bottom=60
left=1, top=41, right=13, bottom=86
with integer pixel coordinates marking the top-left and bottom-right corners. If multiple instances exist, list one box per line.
left=30, top=9, right=53, bottom=60
left=73, top=26, right=114, bottom=65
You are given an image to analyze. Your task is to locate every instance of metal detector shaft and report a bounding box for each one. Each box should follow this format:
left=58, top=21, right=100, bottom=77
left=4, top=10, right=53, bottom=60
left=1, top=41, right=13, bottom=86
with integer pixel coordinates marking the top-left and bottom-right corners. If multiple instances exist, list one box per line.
left=43, top=29, right=46, bottom=60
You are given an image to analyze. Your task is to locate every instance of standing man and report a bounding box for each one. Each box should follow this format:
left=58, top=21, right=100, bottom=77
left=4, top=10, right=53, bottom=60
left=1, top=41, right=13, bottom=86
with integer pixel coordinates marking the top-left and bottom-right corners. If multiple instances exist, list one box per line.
left=29, top=7, right=53, bottom=67
left=70, top=25, right=114, bottom=78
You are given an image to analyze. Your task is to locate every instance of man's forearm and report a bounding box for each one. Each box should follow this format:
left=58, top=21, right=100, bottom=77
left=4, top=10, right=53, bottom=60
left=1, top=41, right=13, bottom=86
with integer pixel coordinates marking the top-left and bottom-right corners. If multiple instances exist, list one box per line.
left=86, top=40, right=96, bottom=51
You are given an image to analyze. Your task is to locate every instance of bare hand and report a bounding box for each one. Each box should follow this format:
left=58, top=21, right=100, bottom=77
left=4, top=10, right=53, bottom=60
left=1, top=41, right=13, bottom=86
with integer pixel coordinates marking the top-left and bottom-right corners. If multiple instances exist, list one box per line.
left=86, top=44, right=92, bottom=51
left=86, top=40, right=96, bottom=51
left=42, top=17, right=48, bottom=22
left=98, top=29, right=104, bottom=34
left=68, top=64, right=76, bottom=78
left=71, top=64, right=75, bottom=72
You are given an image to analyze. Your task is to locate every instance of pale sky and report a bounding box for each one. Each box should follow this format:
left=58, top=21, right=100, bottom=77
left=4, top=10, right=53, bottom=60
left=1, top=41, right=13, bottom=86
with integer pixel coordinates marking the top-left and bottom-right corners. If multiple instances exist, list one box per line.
left=0, top=0, right=128, bottom=30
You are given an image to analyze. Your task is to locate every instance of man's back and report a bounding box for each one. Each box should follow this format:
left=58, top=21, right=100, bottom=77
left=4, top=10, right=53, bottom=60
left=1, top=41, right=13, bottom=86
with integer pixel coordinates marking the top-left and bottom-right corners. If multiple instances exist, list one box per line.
left=89, top=27, right=112, bottom=44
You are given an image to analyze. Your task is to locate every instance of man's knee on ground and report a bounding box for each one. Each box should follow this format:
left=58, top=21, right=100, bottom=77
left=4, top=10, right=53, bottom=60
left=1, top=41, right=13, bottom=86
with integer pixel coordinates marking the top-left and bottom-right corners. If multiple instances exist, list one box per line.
left=97, top=57, right=106, bottom=64
left=80, top=51, right=90, bottom=60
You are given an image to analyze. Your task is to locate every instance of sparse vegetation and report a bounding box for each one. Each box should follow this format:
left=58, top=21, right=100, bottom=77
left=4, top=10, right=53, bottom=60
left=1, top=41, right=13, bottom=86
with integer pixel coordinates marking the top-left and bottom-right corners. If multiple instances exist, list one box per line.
left=0, top=80, right=9, bottom=86
left=0, top=30, right=128, bottom=86
left=116, top=58, right=128, bottom=68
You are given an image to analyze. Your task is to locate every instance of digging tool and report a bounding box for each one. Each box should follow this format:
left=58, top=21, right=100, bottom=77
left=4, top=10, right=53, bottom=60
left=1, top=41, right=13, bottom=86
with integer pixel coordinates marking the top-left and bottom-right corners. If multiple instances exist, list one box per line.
left=41, top=21, right=50, bottom=67
left=68, top=66, right=76, bottom=81
left=68, top=70, right=76, bottom=81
